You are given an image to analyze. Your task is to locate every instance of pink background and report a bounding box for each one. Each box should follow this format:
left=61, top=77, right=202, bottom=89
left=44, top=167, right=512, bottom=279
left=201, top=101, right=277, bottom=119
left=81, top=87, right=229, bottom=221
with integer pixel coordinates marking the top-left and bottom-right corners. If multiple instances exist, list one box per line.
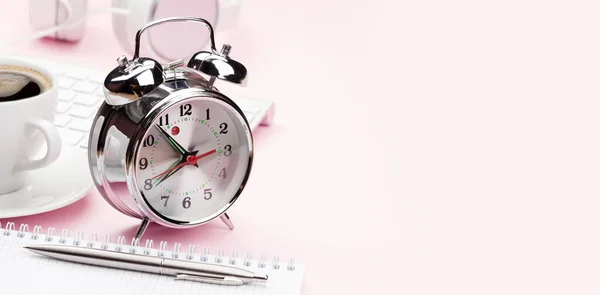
left=2, top=0, right=600, bottom=294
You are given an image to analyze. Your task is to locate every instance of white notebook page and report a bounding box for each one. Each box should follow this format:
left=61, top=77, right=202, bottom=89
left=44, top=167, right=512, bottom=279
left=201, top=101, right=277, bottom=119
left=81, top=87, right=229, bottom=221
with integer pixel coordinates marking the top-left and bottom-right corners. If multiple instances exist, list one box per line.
left=0, top=224, right=304, bottom=295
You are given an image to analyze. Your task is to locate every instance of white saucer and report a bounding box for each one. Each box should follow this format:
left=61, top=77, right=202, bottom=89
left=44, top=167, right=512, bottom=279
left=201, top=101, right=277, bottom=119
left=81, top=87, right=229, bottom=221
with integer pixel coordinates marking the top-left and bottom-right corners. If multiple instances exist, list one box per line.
left=0, top=145, right=93, bottom=218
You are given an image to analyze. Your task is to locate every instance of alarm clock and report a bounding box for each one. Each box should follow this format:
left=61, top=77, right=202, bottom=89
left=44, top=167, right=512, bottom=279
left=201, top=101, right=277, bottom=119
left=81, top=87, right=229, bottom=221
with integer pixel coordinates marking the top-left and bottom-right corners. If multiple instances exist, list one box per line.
left=88, top=17, right=252, bottom=240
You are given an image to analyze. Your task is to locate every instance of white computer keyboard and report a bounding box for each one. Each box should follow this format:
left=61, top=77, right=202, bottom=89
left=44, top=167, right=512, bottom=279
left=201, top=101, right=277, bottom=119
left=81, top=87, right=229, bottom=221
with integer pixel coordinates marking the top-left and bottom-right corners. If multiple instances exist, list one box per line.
left=31, top=57, right=275, bottom=152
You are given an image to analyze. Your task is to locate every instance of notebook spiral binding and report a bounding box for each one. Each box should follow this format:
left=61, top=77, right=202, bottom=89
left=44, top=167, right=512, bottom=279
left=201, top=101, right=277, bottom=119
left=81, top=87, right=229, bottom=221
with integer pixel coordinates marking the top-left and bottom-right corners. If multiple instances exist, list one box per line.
left=1, top=221, right=296, bottom=271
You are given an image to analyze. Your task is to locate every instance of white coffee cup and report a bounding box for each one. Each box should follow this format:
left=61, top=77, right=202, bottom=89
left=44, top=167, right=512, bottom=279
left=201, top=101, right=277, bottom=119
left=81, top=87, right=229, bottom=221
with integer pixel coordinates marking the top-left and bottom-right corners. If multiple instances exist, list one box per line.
left=0, top=57, right=62, bottom=194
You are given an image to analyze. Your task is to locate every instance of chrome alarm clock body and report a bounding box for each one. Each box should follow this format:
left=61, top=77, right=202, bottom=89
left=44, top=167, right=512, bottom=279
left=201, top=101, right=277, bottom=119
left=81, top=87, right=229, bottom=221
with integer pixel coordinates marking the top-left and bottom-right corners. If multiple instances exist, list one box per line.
left=88, top=17, right=252, bottom=239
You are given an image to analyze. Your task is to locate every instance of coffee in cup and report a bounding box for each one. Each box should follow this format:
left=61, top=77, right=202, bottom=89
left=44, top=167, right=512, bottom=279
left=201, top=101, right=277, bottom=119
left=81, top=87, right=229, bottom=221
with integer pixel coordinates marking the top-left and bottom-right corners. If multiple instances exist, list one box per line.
left=0, top=68, right=49, bottom=101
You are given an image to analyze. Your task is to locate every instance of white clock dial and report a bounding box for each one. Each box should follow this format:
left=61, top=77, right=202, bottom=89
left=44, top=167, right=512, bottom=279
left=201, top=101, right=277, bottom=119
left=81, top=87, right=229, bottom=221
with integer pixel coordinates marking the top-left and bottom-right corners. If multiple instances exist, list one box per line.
left=133, top=96, right=251, bottom=223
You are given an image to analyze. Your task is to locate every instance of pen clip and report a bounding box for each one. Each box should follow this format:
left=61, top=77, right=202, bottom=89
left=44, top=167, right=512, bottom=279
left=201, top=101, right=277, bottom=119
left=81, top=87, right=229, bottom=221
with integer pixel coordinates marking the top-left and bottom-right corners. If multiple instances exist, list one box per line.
left=175, top=274, right=244, bottom=286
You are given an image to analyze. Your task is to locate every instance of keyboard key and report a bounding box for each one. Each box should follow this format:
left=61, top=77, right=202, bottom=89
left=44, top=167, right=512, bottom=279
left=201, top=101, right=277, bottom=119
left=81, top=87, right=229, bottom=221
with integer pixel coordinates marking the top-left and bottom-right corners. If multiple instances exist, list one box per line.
left=66, top=70, right=89, bottom=80
left=58, top=128, right=85, bottom=145
left=241, top=108, right=258, bottom=115
left=89, top=74, right=105, bottom=84
left=73, top=95, right=100, bottom=106
left=53, top=114, right=71, bottom=127
left=58, top=90, right=76, bottom=102
left=80, top=135, right=89, bottom=149
left=245, top=113, right=256, bottom=123
left=73, top=81, right=98, bottom=93
left=239, top=105, right=260, bottom=114
left=56, top=102, right=72, bottom=113
left=95, top=88, right=105, bottom=97
left=69, top=118, right=94, bottom=132
left=50, top=67, right=65, bottom=76
left=58, top=78, right=76, bottom=89
left=68, top=105, right=96, bottom=118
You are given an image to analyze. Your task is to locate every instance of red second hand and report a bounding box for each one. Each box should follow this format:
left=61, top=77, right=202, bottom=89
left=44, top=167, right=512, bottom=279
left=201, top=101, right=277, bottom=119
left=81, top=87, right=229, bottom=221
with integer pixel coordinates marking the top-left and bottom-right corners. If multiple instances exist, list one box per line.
left=193, top=149, right=217, bottom=163
left=151, top=149, right=216, bottom=180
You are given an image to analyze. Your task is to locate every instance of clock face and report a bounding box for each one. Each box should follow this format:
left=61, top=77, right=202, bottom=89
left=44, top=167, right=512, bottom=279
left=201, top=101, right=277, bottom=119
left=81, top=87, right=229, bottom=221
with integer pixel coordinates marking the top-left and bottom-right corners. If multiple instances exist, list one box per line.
left=133, top=96, right=252, bottom=224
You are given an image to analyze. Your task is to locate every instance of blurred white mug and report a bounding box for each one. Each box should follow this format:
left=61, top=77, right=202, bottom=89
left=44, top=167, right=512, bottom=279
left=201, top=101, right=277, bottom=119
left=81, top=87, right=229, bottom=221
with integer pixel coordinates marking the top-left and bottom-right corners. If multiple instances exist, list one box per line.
left=0, top=57, right=61, bottom=194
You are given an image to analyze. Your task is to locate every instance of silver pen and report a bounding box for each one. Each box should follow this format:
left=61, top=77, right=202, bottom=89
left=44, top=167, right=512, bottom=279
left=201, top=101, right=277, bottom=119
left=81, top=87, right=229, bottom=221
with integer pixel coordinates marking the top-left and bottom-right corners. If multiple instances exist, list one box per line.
left=24, top=244, right=268, bottom=286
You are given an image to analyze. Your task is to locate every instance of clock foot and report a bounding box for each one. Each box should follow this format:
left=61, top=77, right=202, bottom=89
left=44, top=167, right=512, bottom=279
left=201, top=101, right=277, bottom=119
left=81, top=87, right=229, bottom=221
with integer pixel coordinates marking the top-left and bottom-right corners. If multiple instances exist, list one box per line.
left=220, top=213, right=234, bottom=230
left=134, top=217, right=151, bottom=241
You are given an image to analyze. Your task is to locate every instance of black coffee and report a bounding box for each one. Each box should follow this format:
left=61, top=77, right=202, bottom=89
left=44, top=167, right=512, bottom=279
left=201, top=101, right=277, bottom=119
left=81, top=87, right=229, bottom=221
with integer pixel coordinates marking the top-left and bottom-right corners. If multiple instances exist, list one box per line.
left=0, top=72, right=44, bottom=102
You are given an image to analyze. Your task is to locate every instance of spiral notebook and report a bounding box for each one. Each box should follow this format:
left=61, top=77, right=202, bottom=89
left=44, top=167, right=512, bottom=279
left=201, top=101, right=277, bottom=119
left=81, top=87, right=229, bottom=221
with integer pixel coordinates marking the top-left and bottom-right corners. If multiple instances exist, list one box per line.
left=0, top=222, right=305, bottom=295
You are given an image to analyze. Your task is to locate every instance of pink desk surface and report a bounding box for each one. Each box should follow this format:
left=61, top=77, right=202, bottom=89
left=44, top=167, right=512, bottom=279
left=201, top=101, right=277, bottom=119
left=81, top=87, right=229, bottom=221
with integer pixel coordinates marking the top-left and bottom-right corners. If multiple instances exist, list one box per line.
left=2, top=0, right=600, bottom=294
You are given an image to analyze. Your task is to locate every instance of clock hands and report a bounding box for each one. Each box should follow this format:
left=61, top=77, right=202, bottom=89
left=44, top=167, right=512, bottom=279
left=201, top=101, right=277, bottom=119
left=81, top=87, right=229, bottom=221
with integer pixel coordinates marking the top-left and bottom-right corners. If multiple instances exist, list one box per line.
left=192, top=149, right=217, bottom=161
left=152, top=161, right=190, bottom=182
left=154, top=124, right=189, bottom=156
left=153, top=148, right=200, bottom=186
left=153, top=159, right=184, bottom=186
left=152, top=124, right=198, bottom=186
left=152, top=149, right=217, bottom=184
left=152, top=125, right=218, bottom=186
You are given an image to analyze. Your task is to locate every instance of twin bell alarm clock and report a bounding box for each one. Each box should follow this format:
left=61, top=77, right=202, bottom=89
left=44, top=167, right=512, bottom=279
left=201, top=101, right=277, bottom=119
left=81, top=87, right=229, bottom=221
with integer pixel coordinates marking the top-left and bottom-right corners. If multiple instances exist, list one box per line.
left=88, top=17, right=253, bottom=240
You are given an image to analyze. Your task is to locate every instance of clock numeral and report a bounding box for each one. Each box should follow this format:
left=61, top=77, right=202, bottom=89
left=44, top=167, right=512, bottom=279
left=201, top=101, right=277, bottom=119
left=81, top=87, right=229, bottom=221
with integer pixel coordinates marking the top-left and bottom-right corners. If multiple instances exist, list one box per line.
left=205, top=108, right=210, bottom=120
left=143, top=135, right=155, bottom=147
left=182, top=197, right=191, bottom=209
left=144, top=179, right=153, bottom=190
left=139, top=158, right=148, bottom=170
left=179, top=104, right=192, bottom=116
left=218, top=167, right=227, bottom=179
left=224, top=145, right=232, bottom=156
left=161, top=195, right=170, bottom=207
left=219, top=122, right=228, bottom=134
left=159, top=114, right=169, bottom=126
left=204, top=188, right=213, bottom=200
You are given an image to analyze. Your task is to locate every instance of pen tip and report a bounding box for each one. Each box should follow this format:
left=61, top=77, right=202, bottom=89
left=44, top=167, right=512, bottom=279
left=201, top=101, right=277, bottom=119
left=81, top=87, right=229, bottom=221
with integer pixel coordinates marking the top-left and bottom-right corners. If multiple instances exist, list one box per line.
left=253, top=274, right=268, bottom=281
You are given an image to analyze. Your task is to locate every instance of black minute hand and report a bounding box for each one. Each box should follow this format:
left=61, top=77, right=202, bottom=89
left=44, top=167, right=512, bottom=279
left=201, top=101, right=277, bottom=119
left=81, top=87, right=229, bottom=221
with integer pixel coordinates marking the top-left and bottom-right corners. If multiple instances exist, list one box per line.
left=154, top=124, right=188, bottom=156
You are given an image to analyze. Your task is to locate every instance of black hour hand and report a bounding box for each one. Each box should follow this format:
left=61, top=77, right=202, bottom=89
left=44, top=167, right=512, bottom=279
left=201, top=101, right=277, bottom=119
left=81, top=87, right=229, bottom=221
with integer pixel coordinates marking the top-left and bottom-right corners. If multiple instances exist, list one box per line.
left=155, top=124, right=188, bottom=156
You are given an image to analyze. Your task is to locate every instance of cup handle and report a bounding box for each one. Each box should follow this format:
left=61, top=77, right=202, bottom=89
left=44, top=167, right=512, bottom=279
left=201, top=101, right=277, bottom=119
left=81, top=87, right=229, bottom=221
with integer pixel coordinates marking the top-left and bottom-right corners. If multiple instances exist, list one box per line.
left=15, top=119, right=62, bottom=172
